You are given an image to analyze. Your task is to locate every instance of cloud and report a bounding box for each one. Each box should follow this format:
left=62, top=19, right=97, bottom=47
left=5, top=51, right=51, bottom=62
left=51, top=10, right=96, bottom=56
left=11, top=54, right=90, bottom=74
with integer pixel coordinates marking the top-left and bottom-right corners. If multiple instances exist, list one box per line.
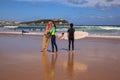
left=30, top=2, right=41, bottom=7
left=88, top=15, right=120, bottom=19
left=15, top=0, right=120, bottom=8
left=89, top=16, right=106, bottom=19
left=66, top=0, right=120, bottom=8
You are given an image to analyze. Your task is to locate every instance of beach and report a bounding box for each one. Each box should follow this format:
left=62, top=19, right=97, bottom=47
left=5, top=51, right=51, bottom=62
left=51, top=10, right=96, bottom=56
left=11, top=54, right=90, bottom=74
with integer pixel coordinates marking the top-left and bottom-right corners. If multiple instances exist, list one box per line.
left=0, top=34, right=120, bottom=80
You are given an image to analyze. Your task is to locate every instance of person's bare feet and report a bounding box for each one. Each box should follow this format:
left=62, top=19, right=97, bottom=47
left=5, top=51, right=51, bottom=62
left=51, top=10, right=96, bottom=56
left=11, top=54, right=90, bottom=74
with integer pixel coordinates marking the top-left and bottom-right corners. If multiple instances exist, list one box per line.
left=72, top=50, right=75, bottom=53
left=55, top=51, right=58, bottom=54
left=51, top=52, right=55, bottom=55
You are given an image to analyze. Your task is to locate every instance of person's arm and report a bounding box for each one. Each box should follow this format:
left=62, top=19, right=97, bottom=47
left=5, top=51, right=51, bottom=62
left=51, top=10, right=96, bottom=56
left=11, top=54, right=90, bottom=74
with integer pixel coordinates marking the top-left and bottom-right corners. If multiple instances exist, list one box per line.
left=74, top=28, right=75, bottom=32
left=44, top=26, right=48, bottom=35
left=50, top=27, right=55, bottom=33
left=67, top=29, right=69, bottom=33
left=67, top=29, right=69, bottom=38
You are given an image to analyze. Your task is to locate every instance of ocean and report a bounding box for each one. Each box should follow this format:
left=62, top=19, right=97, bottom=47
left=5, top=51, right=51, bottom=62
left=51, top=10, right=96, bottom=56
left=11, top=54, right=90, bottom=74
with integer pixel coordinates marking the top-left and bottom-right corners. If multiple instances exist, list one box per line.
left=0, top=25, right=120, bottom=36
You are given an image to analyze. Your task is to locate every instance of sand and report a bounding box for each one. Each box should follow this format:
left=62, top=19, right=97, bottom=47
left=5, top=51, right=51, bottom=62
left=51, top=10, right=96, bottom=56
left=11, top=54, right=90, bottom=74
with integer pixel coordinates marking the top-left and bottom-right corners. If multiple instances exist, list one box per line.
left=0, top=34, right=120, bottom=80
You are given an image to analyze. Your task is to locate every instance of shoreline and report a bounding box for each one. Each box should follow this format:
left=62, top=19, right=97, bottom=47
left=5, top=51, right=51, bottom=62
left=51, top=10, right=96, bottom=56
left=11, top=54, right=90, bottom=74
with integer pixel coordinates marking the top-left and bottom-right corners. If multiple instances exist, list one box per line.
left=0, top=31, right=120, bottom=39
left=87, top=35, right=120, bottom=39
left=0, top=31, right=44, bottom=36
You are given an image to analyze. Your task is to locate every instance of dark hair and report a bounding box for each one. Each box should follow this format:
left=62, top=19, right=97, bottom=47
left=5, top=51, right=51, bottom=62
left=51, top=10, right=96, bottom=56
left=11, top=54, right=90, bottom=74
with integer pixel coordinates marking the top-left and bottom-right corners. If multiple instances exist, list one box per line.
left=53, top=23, right=56, bottom=32
left=54, top=24, right=56, bottom=28
left=53, top=23, right=56, bottom=28
left=70, top=23, right=73, bottom=28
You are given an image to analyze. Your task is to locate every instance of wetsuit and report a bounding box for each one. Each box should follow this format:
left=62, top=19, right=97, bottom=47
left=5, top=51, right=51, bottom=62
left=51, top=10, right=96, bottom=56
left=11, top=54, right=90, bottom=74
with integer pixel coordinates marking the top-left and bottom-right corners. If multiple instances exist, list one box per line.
left=67, top=28, right=75, bottom=50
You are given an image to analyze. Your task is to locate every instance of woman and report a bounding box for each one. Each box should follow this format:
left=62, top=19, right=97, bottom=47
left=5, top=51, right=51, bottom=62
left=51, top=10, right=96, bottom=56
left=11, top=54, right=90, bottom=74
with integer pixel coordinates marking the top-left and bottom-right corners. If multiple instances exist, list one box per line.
left=49, top=23, right=58, bottom=54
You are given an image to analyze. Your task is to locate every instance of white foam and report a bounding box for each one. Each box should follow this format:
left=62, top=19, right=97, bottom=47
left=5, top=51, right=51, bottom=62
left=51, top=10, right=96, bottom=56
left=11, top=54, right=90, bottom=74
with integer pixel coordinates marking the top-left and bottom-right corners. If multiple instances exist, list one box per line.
left=1, top=31, right=120, bottom=39
left=0, top=31, right=44, bottom=35
left=100, top=26, right=120, bottom=30
left=4, top=26, right=18, bottom=28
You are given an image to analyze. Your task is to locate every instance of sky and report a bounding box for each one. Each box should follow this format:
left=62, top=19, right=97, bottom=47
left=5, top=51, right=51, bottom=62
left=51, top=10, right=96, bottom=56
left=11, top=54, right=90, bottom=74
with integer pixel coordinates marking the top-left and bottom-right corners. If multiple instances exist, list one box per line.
left=0, top=0, right=120, bottom=25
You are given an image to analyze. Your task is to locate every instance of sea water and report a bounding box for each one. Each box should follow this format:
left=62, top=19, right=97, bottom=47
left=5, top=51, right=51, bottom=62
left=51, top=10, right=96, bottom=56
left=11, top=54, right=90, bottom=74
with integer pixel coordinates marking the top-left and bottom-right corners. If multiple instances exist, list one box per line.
left=74, top=25, right=120, bottom=36
left=0, top=24, right=120, bottom=36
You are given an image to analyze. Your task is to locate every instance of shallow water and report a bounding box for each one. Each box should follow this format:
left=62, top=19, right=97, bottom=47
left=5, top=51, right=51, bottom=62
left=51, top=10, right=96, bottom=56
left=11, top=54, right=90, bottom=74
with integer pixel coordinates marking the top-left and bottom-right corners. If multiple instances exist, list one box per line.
left=1, top=25, right=120, bottom=36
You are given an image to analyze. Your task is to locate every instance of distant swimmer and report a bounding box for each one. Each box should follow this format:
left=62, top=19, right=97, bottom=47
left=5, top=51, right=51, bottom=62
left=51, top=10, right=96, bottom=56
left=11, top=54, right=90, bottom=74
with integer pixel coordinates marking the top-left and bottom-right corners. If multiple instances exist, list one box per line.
left=57, top=33, right=65, bottom=39
left=22, top=30, right=29, bottom=35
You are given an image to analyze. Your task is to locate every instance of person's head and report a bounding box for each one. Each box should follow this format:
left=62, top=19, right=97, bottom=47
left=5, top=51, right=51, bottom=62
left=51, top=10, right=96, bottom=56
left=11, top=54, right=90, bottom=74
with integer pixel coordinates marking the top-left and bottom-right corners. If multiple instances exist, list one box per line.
left=47, top=21, right=54, bottom=27
left=48, top=21, right=53, bottom=24
left=53, top=22, right=56, bottom=28
left=46, top=21, right=54, bottom=30
left=70, top=23, right=74, bottom=28
left=62, top=33, right=64, bottom=35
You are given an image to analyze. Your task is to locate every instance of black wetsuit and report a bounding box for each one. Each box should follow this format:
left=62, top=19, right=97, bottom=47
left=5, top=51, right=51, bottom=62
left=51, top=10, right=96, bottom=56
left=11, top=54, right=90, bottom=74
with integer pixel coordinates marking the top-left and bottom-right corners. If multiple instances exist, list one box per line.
left=67, top=28, right=75, bottom=50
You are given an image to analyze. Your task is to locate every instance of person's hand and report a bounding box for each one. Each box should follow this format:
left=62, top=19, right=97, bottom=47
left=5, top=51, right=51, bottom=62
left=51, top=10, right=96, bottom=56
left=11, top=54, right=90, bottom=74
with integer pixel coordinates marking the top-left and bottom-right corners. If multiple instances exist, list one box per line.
left=47, top=32, right=50, bottom=35
left=44, top=32, right=51, bottom=38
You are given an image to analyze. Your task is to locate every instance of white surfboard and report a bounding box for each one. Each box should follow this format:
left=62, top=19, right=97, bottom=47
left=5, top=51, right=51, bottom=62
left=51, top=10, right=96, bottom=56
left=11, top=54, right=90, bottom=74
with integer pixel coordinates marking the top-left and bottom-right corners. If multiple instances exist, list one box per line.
left=57, top=31, right=88, bottom=40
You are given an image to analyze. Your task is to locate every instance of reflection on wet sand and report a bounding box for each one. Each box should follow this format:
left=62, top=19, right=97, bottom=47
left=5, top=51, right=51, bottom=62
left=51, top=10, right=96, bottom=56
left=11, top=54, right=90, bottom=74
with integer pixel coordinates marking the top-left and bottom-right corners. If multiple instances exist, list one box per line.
left=65, top=51, right=88, bottom=71
left=66, top=51, right=88, bottom=79
left=42, top=52, right=58, bottom=80
left=50, top=53, right=58, bottom=80
left=67, top=51, right=74, bottom=80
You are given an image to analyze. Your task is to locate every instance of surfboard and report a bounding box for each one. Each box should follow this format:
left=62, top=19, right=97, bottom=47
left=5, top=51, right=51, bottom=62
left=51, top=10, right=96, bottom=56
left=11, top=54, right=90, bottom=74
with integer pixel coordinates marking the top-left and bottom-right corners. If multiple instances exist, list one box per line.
left=57, top=31, right=88, bottom=40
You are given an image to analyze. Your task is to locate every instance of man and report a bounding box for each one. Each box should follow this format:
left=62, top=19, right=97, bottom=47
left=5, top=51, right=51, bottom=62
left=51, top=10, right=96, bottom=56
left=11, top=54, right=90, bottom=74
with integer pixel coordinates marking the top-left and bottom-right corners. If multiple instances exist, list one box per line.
left=41, top=21, right=54, bottom=52
left=67, top=23, right=75, bottom=51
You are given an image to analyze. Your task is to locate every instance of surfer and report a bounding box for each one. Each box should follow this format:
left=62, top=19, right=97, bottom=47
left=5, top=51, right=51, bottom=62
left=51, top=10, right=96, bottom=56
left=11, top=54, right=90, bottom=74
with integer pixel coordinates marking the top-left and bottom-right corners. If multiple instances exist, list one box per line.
left=67, top=23, right=75, bottom=51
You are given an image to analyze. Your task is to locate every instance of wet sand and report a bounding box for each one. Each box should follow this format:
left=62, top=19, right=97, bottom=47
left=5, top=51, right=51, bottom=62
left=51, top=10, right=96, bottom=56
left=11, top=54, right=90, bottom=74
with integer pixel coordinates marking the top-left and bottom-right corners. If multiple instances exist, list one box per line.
left=0, top=34, right=120, bottom=80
